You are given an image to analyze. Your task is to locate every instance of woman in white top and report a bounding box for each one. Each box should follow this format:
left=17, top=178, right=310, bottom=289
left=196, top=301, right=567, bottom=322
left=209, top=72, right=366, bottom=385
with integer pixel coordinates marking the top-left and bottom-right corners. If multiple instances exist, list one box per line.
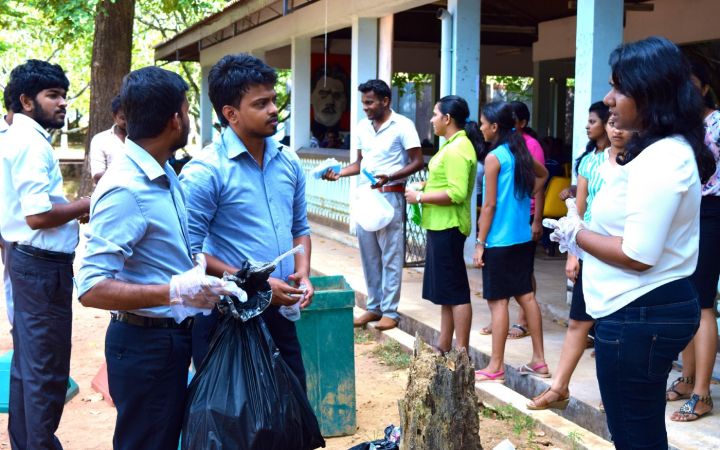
left=547, top=36, right=716, bottom=449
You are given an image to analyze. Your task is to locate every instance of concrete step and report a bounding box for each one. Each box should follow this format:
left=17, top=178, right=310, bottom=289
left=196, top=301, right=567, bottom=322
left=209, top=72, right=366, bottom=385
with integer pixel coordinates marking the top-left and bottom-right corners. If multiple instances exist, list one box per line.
left=357, top=307, right=614, bottom=450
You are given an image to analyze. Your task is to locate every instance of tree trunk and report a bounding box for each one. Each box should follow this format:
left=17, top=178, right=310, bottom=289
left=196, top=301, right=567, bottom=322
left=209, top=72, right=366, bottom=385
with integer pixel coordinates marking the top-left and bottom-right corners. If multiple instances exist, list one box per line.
left=399, top=335, right=482, bottom=450
left=78, top=0, right=135, bottom=196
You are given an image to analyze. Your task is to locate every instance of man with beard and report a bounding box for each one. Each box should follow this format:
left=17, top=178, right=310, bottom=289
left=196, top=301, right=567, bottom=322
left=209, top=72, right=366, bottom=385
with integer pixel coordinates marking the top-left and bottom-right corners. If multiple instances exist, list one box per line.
left=76, top=67, right=232, bottom=450
left=323, top=79, right=423, bottom=331
left=89, top=95, right=127, bottom=183
left=181, top=53, right=313, bottom=389
left=310, top=65, right=349, bottom=143
left=0, top=59, right=90, bottom=449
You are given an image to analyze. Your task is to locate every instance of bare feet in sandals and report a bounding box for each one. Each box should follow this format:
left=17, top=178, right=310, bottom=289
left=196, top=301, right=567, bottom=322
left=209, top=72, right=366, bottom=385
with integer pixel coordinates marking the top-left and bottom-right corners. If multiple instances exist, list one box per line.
left=670, top=393, right=713, bottom=422
left=479, top=325, right=492, bottom=335
left=666, top=376, right=694, bottom=401
left=527, top=387, right=570, bottom=410
left=508, top=323, right=530, bottom=339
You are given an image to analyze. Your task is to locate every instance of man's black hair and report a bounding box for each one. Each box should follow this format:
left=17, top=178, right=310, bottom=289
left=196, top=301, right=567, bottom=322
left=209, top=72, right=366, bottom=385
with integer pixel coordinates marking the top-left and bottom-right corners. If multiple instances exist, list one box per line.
left=119, top=66, right=188, bottom=141
left=208, top=53, right=277, bottom=127
left=110, top=95, right=122, bottom=115
left=358, top=79, right=392, bottom=101
left=7, top=59, right=69, bottom=113
left=3, top=82, right=12, bottom=111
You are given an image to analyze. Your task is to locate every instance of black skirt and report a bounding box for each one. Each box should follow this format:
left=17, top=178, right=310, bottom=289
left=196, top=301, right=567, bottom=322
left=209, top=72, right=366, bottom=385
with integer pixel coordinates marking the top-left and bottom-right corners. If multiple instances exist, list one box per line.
left=422, top=227, right=471, bottom=305
left=691, top=195, right=720, bottom=309
left=481, top=241, right=534, bottom=300
left=569, top=260, right=593, bottom=321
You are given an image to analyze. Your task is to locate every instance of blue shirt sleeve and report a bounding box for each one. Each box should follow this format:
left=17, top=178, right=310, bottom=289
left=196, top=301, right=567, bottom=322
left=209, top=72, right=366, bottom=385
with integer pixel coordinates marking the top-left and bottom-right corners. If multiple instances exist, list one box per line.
left=76, top=187, right=148, bottom=298
left=179, top=159, right=221, bottom=255
left=291, top=158, right=311, bottom=239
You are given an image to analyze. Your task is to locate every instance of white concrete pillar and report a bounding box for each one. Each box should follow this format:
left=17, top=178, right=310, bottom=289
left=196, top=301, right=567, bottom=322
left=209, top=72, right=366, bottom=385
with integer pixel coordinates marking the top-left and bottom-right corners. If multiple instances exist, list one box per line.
left=350, top=16, right=378, bottom=161
left=199, top=64, right=214, bottom=147
left=571, top=0, right=623, bottom=179
left=350, top=16, right=378, bottom=234
left=448, top=0, right=481, bottom=263
left=290, top=36, right=312, bottom=151
left=378, top=15, right=394, bottom=86
left=449, top=0, right=480, bottom=120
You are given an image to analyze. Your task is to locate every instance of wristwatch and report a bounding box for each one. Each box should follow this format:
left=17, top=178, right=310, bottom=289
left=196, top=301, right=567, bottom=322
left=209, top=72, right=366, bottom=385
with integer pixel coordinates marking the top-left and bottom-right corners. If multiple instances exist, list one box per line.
left=475, top=238, right=485, bottom=247
left=416, top=192, right=423, bottom=204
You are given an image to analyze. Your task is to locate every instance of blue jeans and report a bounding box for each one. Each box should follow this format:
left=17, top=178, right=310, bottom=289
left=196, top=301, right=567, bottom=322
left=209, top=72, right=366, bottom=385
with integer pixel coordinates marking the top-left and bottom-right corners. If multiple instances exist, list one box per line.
left=595, top=279, right=699, bottom=450
left=357, top=191, right=405, bottom=320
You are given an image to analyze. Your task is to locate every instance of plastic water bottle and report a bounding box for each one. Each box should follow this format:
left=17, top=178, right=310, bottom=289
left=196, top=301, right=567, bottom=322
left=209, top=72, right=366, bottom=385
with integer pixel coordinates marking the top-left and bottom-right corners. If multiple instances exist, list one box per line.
left=408, top=182, right=423, bottom=226
left=279, top=283, right=306, bottom=321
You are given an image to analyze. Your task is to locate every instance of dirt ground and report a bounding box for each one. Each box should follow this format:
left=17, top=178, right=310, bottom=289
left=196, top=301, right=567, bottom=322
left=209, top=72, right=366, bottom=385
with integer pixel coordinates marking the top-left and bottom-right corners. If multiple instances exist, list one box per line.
left=0, top=272, right=565, bottom=450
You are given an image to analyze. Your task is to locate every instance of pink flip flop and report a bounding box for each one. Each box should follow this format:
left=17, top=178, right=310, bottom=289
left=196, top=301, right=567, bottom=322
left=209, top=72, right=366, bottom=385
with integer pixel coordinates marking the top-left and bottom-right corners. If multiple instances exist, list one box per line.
left=518, top=362, right=551, bottom=378
left=475, top=369, right=505, bottom=383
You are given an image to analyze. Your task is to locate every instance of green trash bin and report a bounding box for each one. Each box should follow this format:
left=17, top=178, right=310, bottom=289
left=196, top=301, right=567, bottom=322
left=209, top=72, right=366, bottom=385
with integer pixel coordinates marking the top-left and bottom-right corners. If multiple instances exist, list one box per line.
left=296, top=275, right=356, bottom=437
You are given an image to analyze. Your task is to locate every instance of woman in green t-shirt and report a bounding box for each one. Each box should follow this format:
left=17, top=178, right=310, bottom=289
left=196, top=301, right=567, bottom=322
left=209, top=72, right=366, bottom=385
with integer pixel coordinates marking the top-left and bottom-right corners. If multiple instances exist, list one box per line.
left=405, top=95, right=480, bottom=353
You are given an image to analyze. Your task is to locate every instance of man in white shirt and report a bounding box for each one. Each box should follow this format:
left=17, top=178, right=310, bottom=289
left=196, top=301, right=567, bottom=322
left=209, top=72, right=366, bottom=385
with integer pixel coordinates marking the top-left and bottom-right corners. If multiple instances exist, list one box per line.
left=0, top=60, right=90, bottom=450
left=323, top=79, right=423, bottom=330
left=89, top=94, right=126, bottom=183
left=1, top=84, right=14, bottom=325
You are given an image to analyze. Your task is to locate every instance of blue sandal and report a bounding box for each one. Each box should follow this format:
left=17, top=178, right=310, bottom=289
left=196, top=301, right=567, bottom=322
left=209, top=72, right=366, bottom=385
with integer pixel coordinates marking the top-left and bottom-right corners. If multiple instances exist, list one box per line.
left=672, top=393, right=713, bottom=422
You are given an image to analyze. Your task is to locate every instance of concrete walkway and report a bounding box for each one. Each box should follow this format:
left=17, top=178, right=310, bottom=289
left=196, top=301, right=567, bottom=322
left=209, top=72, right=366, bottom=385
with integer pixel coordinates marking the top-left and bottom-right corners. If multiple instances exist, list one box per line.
left=309, top=221, right=720, bottom=450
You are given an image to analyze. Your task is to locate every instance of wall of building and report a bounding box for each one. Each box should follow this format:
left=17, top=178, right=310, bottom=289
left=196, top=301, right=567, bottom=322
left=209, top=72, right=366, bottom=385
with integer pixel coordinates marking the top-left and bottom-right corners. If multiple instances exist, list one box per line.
left=533, top=0, right=720, bottom=62
left=265, top=39, right=532, bottom=77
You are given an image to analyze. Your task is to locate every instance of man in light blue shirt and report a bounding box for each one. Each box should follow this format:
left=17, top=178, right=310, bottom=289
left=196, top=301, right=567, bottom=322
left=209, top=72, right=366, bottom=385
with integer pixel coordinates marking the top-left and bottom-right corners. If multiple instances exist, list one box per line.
left=0, top=60, right=90, bottom=450
left=180, top=53, right=313, bottom=388
left=77, top=67, right=231, bottom=450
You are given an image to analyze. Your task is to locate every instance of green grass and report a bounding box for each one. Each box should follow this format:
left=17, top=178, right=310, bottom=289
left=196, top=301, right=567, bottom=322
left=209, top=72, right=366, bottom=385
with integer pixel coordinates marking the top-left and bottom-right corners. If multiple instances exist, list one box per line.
left=568, top=430, right=584, bottom=450
left=354, top=328, right=374, bottom=344
left=371, top=339, right=411, bottom=370
left=482, top=404, right=538, bottom=443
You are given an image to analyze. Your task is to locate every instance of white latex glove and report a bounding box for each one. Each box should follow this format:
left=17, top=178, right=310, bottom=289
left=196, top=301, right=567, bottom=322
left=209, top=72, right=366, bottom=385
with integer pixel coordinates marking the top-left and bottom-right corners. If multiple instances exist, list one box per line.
left=542, top=198, right=586, bottom=258
left=169, top=254, right=245, bottom=323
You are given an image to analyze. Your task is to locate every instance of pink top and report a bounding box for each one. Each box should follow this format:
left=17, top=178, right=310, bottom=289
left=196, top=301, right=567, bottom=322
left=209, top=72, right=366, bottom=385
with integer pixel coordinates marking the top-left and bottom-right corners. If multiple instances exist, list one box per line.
left=523, top=132, right=545, bottom=215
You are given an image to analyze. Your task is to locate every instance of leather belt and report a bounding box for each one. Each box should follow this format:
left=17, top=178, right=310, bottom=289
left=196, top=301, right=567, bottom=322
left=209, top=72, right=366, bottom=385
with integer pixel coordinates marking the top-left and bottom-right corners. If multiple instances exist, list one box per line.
left=377, top=184, right=405, bottom=193
left=13, top=243, right=74, bottom=263
left=111, top=311, right=193, bottom=329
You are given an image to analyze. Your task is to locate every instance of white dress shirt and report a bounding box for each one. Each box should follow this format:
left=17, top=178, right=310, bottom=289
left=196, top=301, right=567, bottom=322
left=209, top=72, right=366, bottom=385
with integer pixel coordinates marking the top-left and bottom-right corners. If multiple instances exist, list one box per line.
left=0, top=113, right=79, bottom=253
left=89, top=125, right=125, bottom=177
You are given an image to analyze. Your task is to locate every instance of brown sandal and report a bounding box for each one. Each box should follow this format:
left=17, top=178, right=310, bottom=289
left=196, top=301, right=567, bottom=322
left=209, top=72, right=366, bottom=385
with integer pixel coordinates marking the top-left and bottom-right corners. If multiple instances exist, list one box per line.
left=666, top=376, right=694, bottom=401
left=526, top=387, right=570, bottom=410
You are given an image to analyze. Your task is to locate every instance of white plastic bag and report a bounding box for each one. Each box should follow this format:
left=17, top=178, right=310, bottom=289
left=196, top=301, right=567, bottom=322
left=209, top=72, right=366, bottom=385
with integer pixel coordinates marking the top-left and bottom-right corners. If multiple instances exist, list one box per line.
left=350, top=186, right=394, bottom=232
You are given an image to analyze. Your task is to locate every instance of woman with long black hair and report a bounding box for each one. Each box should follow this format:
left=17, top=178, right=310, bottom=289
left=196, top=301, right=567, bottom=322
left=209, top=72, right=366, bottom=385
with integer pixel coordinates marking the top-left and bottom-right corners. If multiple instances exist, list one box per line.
left=472, top=101, right=549, bottom=382
left=547, top=36, right=716, bottom=448
left=405, top=95, right=479, bottom=352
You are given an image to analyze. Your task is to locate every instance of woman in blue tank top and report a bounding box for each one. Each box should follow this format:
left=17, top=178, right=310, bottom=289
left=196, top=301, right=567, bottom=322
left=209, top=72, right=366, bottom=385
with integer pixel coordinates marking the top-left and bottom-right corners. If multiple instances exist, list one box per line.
left=472, top=101, right=549, bottom=382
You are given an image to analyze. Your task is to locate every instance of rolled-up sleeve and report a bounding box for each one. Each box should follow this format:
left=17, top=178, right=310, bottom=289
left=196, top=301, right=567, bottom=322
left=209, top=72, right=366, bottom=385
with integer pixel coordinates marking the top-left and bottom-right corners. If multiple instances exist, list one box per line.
left=76, top=187, right=147, bottom=298
left=622, top=151, right=691, bottom=266
left=179, top=160, right=220, bottom=255
left=291, top=160, right=311, bottom=238
left=12, top=143, right=53, bottom=216
left=444, top=148, right=474, bottom=204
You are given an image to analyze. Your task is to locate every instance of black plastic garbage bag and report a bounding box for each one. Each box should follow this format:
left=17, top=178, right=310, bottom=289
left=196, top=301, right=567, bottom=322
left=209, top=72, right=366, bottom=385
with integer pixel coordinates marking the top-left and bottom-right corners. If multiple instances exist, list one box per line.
left=182, top=312, right=326, bottom=450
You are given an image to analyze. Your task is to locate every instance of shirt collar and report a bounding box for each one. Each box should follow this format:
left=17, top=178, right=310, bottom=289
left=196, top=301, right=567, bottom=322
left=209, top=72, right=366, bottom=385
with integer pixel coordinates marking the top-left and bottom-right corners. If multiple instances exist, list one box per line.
left=373, top=110, right=397, bottom=134
left=220, top=126, right=282, bottom=162
left=12, top=113, right=51, bottom=142
left=124, top=138, right=167, bottom=181
left=444, top=129, right=466, bottom=146
left=0, top=117, right=8, bottom=133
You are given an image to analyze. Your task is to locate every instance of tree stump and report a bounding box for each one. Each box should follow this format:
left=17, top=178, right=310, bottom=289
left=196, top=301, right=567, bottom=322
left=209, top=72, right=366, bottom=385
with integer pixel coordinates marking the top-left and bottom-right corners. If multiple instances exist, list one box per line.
left=399, top=335, right=482, bottom=450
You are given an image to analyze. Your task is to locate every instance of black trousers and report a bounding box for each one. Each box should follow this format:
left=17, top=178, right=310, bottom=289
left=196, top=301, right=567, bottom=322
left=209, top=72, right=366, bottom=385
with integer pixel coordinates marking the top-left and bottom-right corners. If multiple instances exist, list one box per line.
left=192, top=305, right=307, bottom=391
left=8, top=247, right=73, bottom=450
left=105, top=319, right=192, bottom=450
